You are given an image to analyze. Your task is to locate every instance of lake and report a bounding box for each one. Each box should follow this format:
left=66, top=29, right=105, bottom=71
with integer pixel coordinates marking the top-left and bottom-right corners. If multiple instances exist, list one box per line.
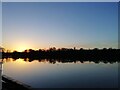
left=2, top=58, right=118, bottom=88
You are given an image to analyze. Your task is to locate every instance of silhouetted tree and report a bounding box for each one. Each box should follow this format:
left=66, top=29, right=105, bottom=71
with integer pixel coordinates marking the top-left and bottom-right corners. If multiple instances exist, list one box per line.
left=2, top=47, right=120, bottom=63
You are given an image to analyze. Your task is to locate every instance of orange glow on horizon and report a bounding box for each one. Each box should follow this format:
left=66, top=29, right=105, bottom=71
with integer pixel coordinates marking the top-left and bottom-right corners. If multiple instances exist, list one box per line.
left=14, top=47, right=28, bottom=52
left=4, top=42, right=34, bottom=52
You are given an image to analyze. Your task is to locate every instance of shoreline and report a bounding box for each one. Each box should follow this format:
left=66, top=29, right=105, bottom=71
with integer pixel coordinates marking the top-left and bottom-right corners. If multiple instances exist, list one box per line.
left=2, top=75, right=32, bottom=90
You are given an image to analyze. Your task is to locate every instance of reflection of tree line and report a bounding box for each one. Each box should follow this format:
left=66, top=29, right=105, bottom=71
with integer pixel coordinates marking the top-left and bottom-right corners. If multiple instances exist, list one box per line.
left=1, top=47, right=120, bottom=63
left=2, top=58, right=119, bottom=64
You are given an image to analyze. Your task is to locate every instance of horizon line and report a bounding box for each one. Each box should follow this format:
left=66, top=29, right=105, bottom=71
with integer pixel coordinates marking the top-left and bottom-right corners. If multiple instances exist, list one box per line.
left=1, top=47, right=119, bottom=52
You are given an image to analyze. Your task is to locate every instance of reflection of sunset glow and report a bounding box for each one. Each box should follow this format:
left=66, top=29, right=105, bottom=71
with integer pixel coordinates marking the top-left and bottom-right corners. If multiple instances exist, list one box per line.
left=3, top=58, right=27, bottom=64
left=15, top=59, right=27, bottom=64
left=2, top=58, right=14, bottom=63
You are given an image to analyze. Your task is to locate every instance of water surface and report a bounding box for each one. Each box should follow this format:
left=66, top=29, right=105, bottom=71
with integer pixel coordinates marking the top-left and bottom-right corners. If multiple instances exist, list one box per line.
left=3, top=58, right=118, bottom=88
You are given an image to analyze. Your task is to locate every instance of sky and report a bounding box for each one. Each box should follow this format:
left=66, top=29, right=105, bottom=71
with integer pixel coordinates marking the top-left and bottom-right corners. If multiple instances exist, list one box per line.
left=2, top=2, right=118, bottom=51
left=0, top=2, right=2, bottom=47
left=1, top=0, right=120, bottom=2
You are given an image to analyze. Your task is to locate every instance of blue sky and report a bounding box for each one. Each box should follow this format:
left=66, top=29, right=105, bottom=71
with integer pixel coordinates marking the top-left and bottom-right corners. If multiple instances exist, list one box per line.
left=2, top=2, right=118, bottom=51
left=1, top=0, right=120, bottom=2
left=0, top=2, right=2, bottom=46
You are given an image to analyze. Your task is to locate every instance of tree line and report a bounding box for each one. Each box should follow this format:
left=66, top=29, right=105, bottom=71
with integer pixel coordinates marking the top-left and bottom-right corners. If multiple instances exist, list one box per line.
left=1, top=47, right=120, bottom=62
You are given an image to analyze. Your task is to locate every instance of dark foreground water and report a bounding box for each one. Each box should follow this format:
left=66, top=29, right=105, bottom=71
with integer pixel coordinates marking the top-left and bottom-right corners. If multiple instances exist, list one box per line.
left=2, top=58, right=118, bottom=88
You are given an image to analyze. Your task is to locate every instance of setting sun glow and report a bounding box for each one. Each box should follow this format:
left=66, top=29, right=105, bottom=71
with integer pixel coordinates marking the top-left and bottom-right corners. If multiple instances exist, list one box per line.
left=15, top=47, right=28, bottom=52
left=13, top=43, right=31, bottom=52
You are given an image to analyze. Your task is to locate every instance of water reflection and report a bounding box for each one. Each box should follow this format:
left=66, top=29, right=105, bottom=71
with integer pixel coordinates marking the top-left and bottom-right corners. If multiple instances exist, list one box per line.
left=2, top=58, right=119, bottom=64
left=3, top=58, right=118, bottom=88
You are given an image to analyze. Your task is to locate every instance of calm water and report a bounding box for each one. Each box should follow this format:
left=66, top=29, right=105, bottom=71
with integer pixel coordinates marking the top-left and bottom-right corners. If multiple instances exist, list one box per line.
left=2, top=58, right=118, bottom=88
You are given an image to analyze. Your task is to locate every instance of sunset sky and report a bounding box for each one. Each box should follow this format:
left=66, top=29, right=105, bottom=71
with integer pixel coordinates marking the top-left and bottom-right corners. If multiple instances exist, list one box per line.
left=0, top=2, right=2, bottom=47
left=2, top=2, right=118, bottom=51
